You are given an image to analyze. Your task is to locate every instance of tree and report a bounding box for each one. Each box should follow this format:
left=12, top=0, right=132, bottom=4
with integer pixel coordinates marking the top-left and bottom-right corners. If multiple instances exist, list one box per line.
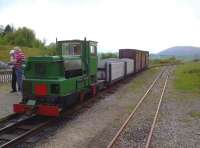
left=47, top=42, right=56, bottom=49
left=46, top=42, right=57, bottom=55
left=100, top=52, right=118, bottom=59
left=0, top=25, right=4, bottom=36
left=4, top=24, right=13, bottom=34
left=12, top=27, right=36, bottom=47
left=0, top=24, right=46, bottom=49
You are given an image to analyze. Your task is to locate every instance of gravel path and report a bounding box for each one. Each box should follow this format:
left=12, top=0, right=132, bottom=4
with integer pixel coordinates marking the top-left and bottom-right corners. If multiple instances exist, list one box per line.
left=33, top=68, right=161, bottom=148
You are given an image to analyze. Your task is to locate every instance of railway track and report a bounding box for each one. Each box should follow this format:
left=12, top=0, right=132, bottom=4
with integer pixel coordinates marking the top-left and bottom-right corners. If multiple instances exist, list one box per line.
left=0, top=113, right=53, bottom=148
left=107, top=66, right=171, bottom=148
left=0, top=78, right=126, bottom=147
left=0, top=83, right=123, bottom=147
left=0, top=66, right=168, bottom=147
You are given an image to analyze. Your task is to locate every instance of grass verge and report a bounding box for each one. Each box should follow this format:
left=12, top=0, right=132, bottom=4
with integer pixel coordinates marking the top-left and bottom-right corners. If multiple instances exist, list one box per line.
left=0, top=45, right=49, bottom=62
left=128, top=67, right=161, bottom=91
left=174, top=62, right=200, bottom=93
left=189, top=111, right=200, bottom=118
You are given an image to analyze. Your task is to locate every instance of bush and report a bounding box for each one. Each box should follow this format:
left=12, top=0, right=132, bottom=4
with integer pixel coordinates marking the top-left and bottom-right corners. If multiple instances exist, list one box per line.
left=0, top=24, right=45, bottom=49
left=100, top=52, right=118, bottom=59
left=0, top=37, right=8, bottom=45
left=193, top=59, right=200, bottom=62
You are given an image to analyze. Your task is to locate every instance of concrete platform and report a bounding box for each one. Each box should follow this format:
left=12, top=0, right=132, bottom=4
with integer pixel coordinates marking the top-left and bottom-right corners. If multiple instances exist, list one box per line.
left=0, top=83, right=21, bottom=118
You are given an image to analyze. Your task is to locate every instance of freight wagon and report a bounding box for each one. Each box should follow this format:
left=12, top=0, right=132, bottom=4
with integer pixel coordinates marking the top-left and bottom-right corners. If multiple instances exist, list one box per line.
left=97, top=58, right=134, bottom=84
left=13, top=39, right=149, bottom=117
left=119, top=49, right=149, bottom=72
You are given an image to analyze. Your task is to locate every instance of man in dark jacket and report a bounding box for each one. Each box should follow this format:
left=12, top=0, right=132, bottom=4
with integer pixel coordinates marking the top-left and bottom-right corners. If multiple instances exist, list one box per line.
left=9, top=50, right=17, bottom=93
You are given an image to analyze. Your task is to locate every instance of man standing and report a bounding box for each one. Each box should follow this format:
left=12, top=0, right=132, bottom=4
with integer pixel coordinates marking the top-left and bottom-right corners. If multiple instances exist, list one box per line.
left=14, top=47, right=25, bottom=93
left=9, top=50, right=17, bottom=93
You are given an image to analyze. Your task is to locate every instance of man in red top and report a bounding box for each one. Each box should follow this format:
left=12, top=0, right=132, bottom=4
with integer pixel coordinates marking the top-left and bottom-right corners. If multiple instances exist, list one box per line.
left=13, top=47, right=25, bottom=93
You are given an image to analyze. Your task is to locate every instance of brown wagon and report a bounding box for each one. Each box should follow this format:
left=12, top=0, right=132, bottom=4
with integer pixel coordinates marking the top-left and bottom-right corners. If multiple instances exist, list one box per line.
left=119, top=49, right=149, bottom=73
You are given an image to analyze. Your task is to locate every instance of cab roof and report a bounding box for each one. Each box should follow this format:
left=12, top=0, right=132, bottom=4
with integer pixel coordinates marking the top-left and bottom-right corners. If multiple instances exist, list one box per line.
left=57, top=39, right=98, bottom=44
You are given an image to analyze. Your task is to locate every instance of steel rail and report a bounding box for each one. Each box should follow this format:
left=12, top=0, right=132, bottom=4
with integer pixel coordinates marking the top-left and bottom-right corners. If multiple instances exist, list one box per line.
left=0, top=114, right=17, bottom=123
left=0, top=113, right=52, bottom=148
left=145, top=74, right=169, bottom=148
left=0, top=115, right=35, bottom=134
left=0, top=119, right=52, bottom=148
left=106, top=69, right=165, bottom=148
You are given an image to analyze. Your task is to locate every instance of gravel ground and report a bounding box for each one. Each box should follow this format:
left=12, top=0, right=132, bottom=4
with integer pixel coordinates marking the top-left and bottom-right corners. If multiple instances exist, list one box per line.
left=32, top=67, right=162, bottom=148
left=151, top=66, right=200, bottom=148
left=0, top=83, right=21, bottom=118
left=112, top=66, right=169, bottom=148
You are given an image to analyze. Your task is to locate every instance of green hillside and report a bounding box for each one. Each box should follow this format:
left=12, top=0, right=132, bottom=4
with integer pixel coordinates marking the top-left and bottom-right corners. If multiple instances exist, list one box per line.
left=0, top=45, right=51, bottom=62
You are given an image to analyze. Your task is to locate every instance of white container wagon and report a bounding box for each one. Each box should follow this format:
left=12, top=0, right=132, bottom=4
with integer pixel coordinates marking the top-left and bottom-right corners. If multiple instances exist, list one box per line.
left=120, top=58, right=134, bottom=76
left=98, top=58, right=134, bottom=84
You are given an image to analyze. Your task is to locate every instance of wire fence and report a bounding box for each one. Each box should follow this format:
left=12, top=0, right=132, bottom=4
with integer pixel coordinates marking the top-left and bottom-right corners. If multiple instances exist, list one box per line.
left=0, top=69, right=12, bottom=83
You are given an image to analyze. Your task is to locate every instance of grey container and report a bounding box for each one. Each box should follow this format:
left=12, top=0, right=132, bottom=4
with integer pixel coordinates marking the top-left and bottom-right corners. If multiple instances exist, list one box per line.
left=120, top=58, right=134, bottom=75
left=97, top=58, right=135, bottom=84
left=98, top=59, right=125, bottom=83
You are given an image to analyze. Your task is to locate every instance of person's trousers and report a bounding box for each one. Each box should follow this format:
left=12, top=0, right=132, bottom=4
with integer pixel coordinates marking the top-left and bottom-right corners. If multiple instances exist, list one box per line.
left=16, top=68, right=23, bottom=92
left=11, top=68, right=17, bottom=91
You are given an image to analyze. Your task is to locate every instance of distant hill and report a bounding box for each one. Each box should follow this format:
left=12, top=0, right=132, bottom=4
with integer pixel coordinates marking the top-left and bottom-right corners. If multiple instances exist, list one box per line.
left=158, top=46, right=200, bottom=59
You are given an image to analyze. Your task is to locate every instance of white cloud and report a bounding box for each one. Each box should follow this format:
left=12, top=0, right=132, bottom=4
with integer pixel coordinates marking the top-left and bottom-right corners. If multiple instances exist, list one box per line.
left=0, top=0, right=200, bottom=53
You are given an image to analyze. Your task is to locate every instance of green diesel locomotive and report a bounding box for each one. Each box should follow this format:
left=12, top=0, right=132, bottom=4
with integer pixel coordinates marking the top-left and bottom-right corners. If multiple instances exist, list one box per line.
left=14, top=39, right=99, bottom=116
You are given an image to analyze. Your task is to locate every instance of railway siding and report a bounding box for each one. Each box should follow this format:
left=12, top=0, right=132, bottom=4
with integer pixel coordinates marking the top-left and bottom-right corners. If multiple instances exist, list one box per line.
left=151, top=66, right=200, bottom=147
left=108, top=67, right=169, bottom=148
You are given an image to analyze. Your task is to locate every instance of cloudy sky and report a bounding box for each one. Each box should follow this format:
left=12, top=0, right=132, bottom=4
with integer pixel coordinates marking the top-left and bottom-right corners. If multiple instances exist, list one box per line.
left=0, top=0, right=200, bottom=53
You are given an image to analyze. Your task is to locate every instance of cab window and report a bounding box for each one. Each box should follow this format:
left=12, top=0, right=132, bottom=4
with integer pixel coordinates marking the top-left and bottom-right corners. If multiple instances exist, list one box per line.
left=90, top=45, right=97, bottom=56
left=62, top=42, right=82, bottom=56
left=72, top=45, right=81, bottom=55
left=61, top=43, right=68, bottom=55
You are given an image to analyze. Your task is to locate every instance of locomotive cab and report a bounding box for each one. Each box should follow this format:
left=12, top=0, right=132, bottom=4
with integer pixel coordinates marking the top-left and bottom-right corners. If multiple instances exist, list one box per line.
left=57, top=39, right=98, bottom=80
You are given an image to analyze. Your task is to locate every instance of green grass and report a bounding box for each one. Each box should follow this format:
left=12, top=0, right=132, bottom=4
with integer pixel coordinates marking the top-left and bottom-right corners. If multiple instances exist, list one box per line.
left=150, top=57, right=182, bottom=67
left=189, top=111, right=200, bottom=118
left=174, top=62, right=200, bottom=93
left=128, top=67, right=160, bottom=91
left=0, top=45, right=50, bottom=62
